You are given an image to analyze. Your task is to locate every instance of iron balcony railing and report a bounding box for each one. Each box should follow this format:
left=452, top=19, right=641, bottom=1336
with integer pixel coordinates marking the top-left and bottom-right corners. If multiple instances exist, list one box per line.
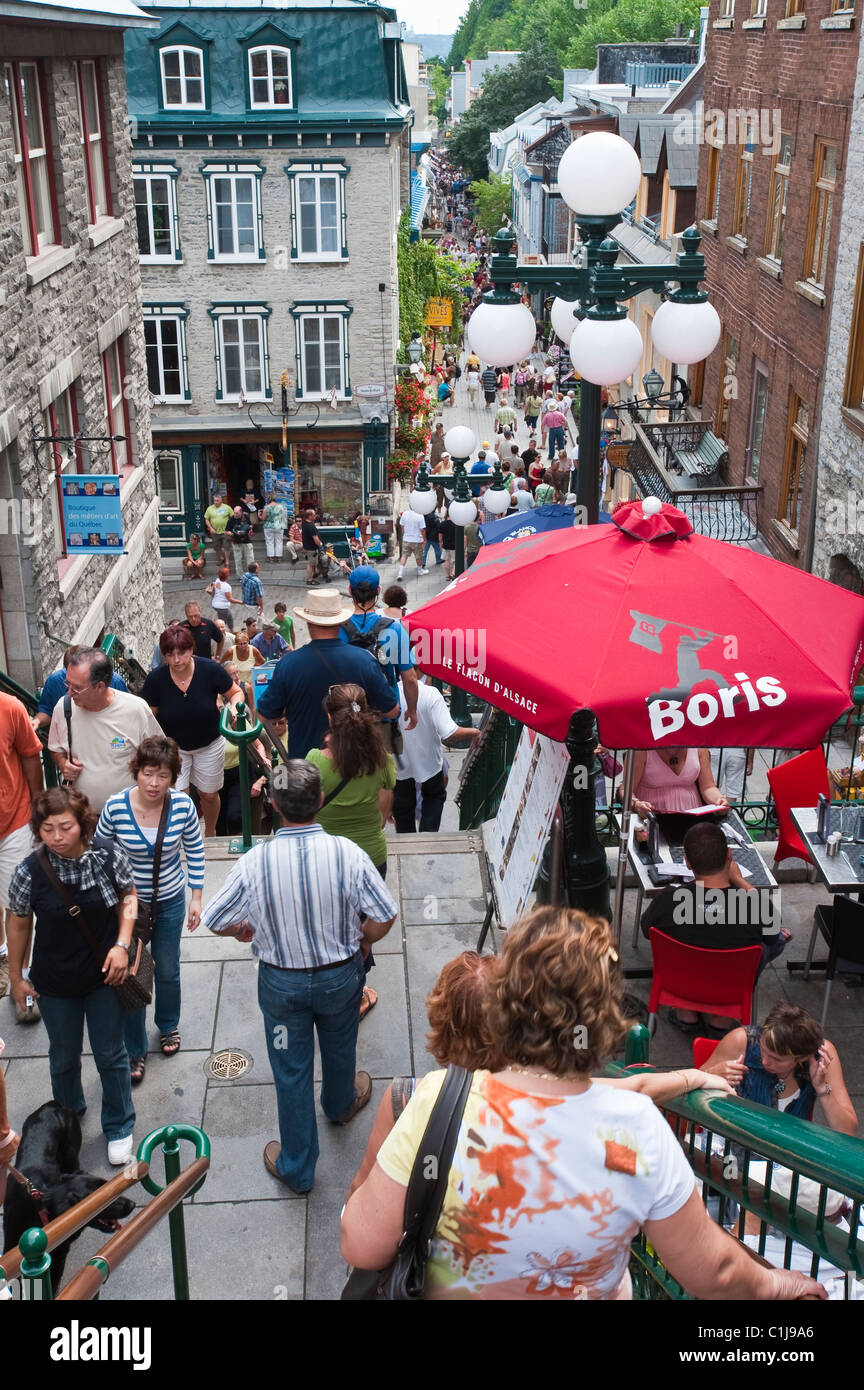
left=621, top=422, right=763, bottom=546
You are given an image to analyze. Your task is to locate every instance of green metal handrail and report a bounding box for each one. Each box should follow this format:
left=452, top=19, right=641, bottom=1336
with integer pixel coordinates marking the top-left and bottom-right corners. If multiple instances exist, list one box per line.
left=604, top=1062, right=864, bottom=1299
left=220, top=700, right=264, bottom=852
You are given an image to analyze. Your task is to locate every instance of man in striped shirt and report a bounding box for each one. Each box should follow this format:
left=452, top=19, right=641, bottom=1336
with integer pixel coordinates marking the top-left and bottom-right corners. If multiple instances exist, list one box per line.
left=200, top=761, right=397, bottom=1194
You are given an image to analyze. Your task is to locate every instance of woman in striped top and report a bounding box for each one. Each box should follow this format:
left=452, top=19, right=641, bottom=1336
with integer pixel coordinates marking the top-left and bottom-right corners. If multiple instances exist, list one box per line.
left=96, top=736, right=205, bottom=1084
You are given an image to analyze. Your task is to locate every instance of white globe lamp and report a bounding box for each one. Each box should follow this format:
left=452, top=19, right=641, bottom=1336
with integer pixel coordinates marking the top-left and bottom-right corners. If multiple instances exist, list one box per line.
left=551, top=296, right=580, bottom=344
left=651, top=299, right=722, bottom=365
left=449, top=498, right=477, bottom=527
left=484, top=486, right=511, bottom=515
left=466, top=301, right=536, bottom=368
left=558, top=132, right=642, bottom=217
left=409, top=486, right=438, bottom=515
left=569, top=315, right=644, bottom=387
left=444, top=425, right=476, bottom=459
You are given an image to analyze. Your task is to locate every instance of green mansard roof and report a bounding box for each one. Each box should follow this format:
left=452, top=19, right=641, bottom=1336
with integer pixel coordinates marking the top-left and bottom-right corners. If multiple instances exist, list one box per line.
left=125, top=3, right=411, bottom=134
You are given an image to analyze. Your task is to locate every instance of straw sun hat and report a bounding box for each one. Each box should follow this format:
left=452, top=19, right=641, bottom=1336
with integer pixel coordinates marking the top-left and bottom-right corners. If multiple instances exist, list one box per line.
left=293, top=588, right=353, bottom=626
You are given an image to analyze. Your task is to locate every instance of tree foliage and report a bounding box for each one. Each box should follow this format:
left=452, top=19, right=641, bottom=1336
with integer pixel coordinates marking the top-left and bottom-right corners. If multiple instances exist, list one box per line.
left=426, top=57, right=450, bottom=126
left=468, top=175, right=513, bottom=234
left=396, top=211, right=472, bottom=358
left=447, top=39, right=563, bottom=181
left=564, top=0, right=701, bottom=67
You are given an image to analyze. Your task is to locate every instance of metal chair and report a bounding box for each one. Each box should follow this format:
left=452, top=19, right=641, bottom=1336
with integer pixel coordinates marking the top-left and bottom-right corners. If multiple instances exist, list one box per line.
left=806, top=896, right=864, bottom=1026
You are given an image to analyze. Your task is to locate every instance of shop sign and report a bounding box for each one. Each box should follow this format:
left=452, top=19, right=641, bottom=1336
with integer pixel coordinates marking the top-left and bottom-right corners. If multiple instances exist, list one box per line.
left=424, top=297, right=452, bottom=327
left=61, top=474, right=123, bottom=554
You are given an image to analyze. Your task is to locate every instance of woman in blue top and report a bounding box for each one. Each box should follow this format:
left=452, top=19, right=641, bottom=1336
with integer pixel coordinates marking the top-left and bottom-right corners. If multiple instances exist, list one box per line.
left=97, top=735, right=205, bottom=1084
left=704, top=1000, right=857, bottom=1135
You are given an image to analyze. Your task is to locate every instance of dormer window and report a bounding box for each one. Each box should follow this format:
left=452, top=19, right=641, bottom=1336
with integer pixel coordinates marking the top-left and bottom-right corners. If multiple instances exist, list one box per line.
left=160, top=46, right=205, bottom=109
left=249, top=46, right=293, bottom=108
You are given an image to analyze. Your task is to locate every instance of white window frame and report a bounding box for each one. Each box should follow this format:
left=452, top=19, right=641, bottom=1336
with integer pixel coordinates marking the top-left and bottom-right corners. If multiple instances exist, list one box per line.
left=211, top=305, right=271, bottom=403
left=133, top=165, right=180, bottom=262
left=103, top=337, right=129, bottom=472
left=202, top=163, right=265, bottom=263
left=248, top=45, right=293, bottom=109
left=160, top=46, right=205, bottom=110
left=292, top=306, right=352, bottom=401
left=286, top=160, right=348, bottom=262
left=143, top=306, right=189, bottom=403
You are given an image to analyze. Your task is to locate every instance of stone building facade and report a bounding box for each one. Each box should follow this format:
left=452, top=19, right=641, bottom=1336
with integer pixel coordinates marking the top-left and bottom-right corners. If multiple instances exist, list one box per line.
left=0, top=0, right=162, bottom=691
left=125, top=2, right=411, bottom=554
left=695, top=0, right=861, bottom=568
left=812, top=48, right=864, bottom=593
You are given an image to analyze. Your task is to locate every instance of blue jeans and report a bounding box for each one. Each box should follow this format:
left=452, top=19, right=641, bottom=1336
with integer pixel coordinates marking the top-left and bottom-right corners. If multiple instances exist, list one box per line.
left=547, top=426, right=565, bottom=460
left=39, top=987, right=135, bottom=1141
left=422, top=539, right=443, bottom=566
left=258, top=953, right=365, bottom=1191
left=124, top=890, right=186, bottom=1058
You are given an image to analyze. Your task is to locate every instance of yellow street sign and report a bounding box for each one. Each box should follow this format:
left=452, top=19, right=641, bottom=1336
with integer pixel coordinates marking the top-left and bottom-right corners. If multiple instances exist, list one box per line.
left=425, top=297, right=452, bottom=327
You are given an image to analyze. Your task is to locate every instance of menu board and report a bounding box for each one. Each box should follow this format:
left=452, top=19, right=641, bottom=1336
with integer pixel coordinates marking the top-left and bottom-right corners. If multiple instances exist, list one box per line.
left=485, top=727, right=570, bottom=927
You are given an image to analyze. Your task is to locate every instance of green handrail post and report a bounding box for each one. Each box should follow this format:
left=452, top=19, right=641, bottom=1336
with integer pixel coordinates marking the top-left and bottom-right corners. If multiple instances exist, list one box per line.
left=137, top=1123, right=210, bottom=1302
left=624, top=1023, right=650, bottom=1065
left=219, top=700, right=264, bottom=853
left=19, top=1227, right=53, bottom=1301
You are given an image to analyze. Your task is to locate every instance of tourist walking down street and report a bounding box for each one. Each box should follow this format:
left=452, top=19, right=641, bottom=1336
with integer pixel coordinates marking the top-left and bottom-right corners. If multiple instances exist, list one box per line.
left=0, top=693, right=43, bottom=1017
left=228, top=506, right=255, bottom=577
left=241, top=560, right=264, bottom=617
left=257, top=590, right=401, bottom=758
left=339, top=567, right=418, bottom=752
left=481, top=365, right=498, bottom=409
left=396, top=507, right=428, bottom=579
left=182, top=602, right=224, bottom=660
left=142, top=628, right=243, bottom=837
left=439, top=510, right=456, bottom=580
left=262, top=495, right=287, bottom=562
left=272, top=601, right=296, bottom=649
left=394, top=676, right=480, bottom=833
left=252, top=621, right=290, bottom=663
left=542, top=399, right=567, bottom=461
left=200, top=760, right=398, bottom=1194
left=6, top=786, right=137, bottom=1166
left=306, top=684, right=396, bottom=1020
left=429, top=422, right=446, bottom=467
left=48, top=650, right=162, bottom=812
left=204, top=494, right=232, bottom=567
left=422, top=506, right=444, bottom=568
left=96, top=735, right=205, bottom=1082
left=302, top=508, right=324, bottom=585
left=208, top=566, right=242, bottom=632
left=34, top=647, right=127, bottom=733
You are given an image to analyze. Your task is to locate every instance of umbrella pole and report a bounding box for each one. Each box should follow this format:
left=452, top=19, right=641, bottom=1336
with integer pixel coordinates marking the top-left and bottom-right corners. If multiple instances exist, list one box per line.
left=560, top=710, right=611, bottom=920
left=611, top=753, right=636, bottom=949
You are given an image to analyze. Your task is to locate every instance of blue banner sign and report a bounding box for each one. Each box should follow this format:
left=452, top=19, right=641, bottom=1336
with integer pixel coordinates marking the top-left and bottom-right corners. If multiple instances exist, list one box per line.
left=61, top=475, right=124, bottom=554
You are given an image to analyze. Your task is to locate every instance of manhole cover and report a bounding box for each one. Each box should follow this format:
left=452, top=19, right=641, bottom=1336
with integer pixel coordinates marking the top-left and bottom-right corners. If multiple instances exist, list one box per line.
left=205, top=1048, right=253, bottom=1080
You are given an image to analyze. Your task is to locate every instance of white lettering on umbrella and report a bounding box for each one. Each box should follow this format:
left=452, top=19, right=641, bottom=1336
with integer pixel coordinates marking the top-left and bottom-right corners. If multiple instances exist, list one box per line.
left=647, top=677, right=787, bottom=740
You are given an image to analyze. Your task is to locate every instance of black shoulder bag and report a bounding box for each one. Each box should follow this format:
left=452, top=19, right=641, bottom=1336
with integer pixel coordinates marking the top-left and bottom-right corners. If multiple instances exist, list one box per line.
left=36, top=846, right=153, bottom=1013
left=341, top=1064, right=472, bottom=1301
left=134, top=795, right=171, bottom=944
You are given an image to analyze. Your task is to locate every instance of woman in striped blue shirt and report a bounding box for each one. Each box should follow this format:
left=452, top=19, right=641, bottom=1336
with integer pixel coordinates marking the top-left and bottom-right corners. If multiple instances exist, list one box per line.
left=96, top=736, right=205, bottom=1084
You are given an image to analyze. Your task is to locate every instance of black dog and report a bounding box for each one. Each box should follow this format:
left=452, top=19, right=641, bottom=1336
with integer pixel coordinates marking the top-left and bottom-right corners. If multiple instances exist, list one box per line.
left=3, top=1101, right=135, bottom=1294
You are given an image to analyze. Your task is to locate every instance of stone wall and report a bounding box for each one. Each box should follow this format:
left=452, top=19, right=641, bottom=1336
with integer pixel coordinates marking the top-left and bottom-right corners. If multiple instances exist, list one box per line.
left=812, top=50, right=864, bottom=590
left=0, top=26, right=163, bottom=690
left=141, top=139, right=403, bottom=414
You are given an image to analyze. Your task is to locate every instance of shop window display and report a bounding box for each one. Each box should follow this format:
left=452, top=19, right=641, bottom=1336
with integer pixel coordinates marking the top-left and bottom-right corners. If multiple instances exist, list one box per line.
left=294, top=441, right=362, bottom=523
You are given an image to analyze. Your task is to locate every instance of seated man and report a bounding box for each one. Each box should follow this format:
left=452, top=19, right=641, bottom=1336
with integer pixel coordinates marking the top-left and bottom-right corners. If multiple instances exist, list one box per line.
left=641, top=821, right=787, bottom=1032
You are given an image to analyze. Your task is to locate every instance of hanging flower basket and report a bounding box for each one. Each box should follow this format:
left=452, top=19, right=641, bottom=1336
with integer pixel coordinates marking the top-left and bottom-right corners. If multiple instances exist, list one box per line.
left=386, top=452, right=417, bottom=485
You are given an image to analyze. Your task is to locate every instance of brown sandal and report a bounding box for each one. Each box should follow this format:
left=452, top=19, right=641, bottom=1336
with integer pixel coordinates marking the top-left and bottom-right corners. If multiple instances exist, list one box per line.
left=359, top=988, right=378, bottom=1022
left=160, top=1030, right=181, bottom=1056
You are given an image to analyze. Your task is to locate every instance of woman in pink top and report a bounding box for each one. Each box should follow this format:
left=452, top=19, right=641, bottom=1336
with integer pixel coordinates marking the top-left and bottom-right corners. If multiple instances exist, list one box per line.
left=629, top=746, right=728, bottom=818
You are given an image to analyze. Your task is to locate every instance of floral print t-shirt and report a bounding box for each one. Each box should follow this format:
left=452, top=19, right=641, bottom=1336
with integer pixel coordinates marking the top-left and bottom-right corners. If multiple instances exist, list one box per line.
left=376, top=1070, right=695, bottom=1300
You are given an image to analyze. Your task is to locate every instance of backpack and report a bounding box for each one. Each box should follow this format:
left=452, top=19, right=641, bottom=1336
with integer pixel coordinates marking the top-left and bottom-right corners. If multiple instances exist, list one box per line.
left=340, top=616, right=394, bottom=669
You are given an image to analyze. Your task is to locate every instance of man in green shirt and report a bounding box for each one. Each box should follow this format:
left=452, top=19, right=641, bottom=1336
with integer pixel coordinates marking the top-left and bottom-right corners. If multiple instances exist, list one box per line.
left=495, top=394, right=516, bottom=436
left=272, top=601, right=295, bottom=649
left=204, top=494, right=233, bottom=566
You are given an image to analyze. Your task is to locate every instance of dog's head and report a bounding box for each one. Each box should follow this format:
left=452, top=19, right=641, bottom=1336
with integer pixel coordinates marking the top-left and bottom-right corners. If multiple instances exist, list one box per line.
left=40, top=1173, right=136, bottom=1232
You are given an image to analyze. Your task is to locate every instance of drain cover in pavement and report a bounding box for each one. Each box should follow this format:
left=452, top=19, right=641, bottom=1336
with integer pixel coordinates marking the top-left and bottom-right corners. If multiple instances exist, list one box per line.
left=205, top=1048, right=253, bottom=1080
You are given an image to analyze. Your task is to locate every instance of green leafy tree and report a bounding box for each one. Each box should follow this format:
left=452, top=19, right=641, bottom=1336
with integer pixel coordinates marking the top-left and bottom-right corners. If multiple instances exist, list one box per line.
left=564, top=0, right=701, bottom=67
left=426, top=57, right=450, bottom=126
left=468, top=175, right=513, bottom=234
left=448, top=39, right=563, bottom=180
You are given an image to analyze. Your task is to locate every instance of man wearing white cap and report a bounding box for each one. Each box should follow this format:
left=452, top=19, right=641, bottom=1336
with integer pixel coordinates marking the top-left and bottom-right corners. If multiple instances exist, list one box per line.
left=257, top=590, right=399, bottom=758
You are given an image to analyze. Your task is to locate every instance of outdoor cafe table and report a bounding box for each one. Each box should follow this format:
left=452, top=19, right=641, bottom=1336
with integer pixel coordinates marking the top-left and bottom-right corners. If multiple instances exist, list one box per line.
left=788, top=805, right=864, bottom=974
left=618, top=808, right=779, bottom=979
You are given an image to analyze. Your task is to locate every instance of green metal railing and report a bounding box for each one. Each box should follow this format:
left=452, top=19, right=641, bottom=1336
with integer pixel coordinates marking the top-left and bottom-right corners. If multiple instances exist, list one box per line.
left=456, top=708, right=523, bottom=829
left=101, top=632, right=148, bottom=694
left=220, top=700, right=265, bottom=853
left=3, top=1124, right=210, bottom=1302
left=603, top=1064, right=864, bottom=1299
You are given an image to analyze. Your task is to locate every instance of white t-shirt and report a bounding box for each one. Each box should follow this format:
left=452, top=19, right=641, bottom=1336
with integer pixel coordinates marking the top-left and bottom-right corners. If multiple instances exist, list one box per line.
left=48, top=691, right=163, bottom=811
left=399, top=510, right=426, bottom=545
left=211, top=578, right=233, bottom=611
left=377, top=1072, right=697, bottom=1300
left=396, top=681, right=458, bottom=782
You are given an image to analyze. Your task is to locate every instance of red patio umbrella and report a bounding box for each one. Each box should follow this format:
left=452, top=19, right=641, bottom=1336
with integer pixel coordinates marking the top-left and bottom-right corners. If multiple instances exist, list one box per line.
left=406, top=498, right=864, bottom=752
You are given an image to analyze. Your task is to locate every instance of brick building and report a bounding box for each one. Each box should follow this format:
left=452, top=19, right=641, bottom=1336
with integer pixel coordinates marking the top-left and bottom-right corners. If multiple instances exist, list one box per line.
left=0, top=0, right=163, bottom=691
left=125, top=1, right=412, bottom=554
left=695, top=0, right=861, bottom=566
left=812, top=49, right=864, bottom=592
